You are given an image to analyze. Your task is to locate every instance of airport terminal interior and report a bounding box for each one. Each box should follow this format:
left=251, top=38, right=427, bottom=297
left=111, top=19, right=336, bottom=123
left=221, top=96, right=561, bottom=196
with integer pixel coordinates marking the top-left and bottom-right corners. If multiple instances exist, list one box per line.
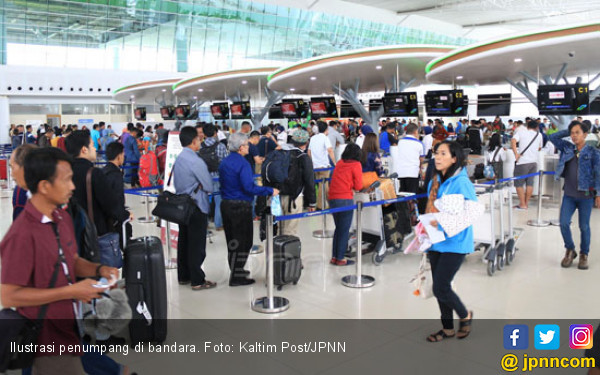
left=1, top=1, right=600, bottom=373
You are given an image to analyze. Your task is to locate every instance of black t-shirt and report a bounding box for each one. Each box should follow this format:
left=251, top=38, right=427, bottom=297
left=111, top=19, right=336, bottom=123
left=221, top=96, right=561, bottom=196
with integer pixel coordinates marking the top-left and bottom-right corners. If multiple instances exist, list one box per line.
left=245, top=143, right=258, bottom=170
left=564, top=155, right=592, bottom=199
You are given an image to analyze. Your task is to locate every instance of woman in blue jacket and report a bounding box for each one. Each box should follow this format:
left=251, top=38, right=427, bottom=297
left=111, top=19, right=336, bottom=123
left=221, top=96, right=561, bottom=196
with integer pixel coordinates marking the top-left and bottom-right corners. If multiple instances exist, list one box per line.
left=426, top=141, right=475, bottom=342
left=549, top=121, right=600, bottom=270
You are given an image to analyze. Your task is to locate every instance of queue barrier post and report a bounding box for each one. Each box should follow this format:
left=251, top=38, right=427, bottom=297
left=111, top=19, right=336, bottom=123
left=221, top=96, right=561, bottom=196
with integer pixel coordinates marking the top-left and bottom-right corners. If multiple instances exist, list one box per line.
left=137, top=194, right=156, bottom=223
left=312, top=179, right=334, bottom=239
left=3, top=161, right=13, bottom=191
left=550, top=173, right=562, bottom=226
left=527, top=170, right=550, bottom=227
left=252, top=207, right=290, bottom=313
left=341, top=201, right=375, bottom=288
left=164, top=221, right=177, bottom=269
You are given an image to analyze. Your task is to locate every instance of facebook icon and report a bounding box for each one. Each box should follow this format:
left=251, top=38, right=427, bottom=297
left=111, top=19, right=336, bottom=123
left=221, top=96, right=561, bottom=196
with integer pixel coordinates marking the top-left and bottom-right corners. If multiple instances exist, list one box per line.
left=504, top=325, right=529, bottom=350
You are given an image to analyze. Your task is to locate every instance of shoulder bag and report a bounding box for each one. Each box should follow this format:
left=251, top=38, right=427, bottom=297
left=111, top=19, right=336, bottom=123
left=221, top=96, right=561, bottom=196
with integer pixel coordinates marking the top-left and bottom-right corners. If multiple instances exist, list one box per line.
left=0, top=227, right=63, bottom=372
left=151, top=159, right=201, bottom=226
left=87, top=168, right=123, bottom=268
left=515, top=132, right=539, bottom=165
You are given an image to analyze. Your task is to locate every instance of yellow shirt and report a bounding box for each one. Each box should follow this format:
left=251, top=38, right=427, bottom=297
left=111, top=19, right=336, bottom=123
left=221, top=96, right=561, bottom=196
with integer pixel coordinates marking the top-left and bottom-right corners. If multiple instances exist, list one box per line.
left=51, top=136, right=59, bottom=147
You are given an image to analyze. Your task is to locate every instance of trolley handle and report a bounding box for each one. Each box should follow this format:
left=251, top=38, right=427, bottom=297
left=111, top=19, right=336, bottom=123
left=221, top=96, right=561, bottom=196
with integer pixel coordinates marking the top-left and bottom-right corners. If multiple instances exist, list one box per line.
left=360, top=180, right=381, bottom=193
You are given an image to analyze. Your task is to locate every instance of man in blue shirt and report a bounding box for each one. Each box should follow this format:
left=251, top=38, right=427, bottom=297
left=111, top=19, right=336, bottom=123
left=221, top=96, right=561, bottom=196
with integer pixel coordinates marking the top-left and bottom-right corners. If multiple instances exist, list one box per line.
left=25, top=125, right=36, bottom=144
left=219, top=132, right=278, bottom=286
left=257, top=126, right=278, bottom=157
left=172, top=126, right=215, bottom=290
left=123, top=128, right=141, bottom=185
left=91, top=124, right=101, bottom=150
left=379, top=123, right=398, bottom=153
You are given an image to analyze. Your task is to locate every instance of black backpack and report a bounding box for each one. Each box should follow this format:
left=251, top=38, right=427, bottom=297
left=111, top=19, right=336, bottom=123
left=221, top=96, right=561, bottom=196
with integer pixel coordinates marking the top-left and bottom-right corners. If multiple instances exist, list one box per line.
left=261, top=149, right=303, bottom=200
left=198, top=141, right=220, bottom=173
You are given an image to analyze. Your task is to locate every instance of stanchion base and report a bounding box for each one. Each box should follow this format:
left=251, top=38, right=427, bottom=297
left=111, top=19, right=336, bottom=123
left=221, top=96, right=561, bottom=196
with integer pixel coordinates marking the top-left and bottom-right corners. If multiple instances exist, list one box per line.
left=251, top=296, right=290, bottom=314
left=341, top=275, right=375, bottom=288
left=527, top=219, right=550, bottom=227
left=550, top=219, right=560, bottom=226
left=138, top=216, right=156, bottom=224
left=312, top=230, right=334, bottom=239
left=250, top=244, right=264, bottom=255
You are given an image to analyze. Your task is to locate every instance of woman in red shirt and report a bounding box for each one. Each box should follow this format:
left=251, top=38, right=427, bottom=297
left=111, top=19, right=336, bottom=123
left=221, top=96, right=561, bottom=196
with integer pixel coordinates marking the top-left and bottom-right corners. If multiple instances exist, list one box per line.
left=328, top=143, right=363, bottom=266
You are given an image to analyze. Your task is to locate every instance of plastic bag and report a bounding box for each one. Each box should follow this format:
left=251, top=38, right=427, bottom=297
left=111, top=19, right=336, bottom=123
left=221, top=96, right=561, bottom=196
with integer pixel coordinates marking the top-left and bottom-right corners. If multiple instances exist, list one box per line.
left=271, top=195, right=283, bottom=217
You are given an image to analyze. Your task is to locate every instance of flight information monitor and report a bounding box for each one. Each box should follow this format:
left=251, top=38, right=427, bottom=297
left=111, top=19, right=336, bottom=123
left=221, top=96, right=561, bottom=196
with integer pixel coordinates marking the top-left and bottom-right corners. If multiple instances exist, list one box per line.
left=369, top=98, right=383, bottom=112
left=383, top=92, right=419, bottom=117
left=538, top=84, right=589, bottom=115
left=425, top=90, right=464, bottom=117
left=310, top=97, right=338, bottom=119
left=175, top=105, right=190, bottom=119
left=231, top=102, right=252, bottom=120
left=160, top=106, right=175, bottom=120
left=340, top=100, right=362, bottom=118
left=210, top=102, right=230, bottom=120
left=134, top=107, right=146, bottom=121
left=268, top=104, right=284, bottom=119
left=477, top=94, right=511, bottom=116
left=282, top=99, right=308, bottom=118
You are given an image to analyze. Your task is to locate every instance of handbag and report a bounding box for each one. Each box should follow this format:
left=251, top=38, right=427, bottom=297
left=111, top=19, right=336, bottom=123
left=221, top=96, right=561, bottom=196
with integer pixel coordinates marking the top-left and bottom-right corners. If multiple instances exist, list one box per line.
left=151, top=160, right=200, bottom=226
left=0, top=241, right=62, bottom=371
left=409, top=253, right=433, bottom=299
left=86, top=168, right=123, bottom=268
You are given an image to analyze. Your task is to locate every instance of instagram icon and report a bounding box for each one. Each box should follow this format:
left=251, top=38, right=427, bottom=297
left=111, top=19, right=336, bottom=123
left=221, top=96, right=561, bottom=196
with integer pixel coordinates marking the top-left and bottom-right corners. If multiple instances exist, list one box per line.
left=570, top=325, right=594, bottom=349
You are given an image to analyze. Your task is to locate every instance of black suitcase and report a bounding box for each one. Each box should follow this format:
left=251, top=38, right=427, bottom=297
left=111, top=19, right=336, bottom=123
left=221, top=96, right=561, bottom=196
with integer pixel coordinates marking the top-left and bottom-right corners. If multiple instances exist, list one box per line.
left=273, top=235, right=302, bottom=290
left=124, top=236, right=167, bottom=344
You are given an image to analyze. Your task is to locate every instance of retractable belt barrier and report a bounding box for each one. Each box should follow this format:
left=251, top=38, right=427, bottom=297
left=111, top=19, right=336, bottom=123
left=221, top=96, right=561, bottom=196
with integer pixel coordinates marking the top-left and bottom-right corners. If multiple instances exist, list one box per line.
left=123, top=170, right=559, bottom=314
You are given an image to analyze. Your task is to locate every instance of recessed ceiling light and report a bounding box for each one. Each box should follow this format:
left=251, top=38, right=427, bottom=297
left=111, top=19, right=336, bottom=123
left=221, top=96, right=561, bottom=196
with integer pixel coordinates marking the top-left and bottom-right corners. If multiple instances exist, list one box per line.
left=290, top=88, right=296, bottom=92
left=514, top=58, right=522, bottom=63
left=130, top=95, right=135, bottom=98
left=310, top=76, right=317, bottom=81
left=193, top=96, right=197, bottom=99
left=376, top=65, right=382, bottom=70
left=198, top=88, right=203, bottom=92
left=241, top=80, right=248, bottom=85
left=456, top=76, right=463, bottom=80
left=162, top=89, right=166, bottom=92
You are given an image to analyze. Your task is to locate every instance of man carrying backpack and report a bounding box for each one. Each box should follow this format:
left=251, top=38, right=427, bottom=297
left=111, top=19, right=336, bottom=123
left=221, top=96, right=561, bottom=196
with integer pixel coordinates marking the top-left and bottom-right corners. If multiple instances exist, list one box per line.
left=275, top=129, right=316, bottom=236
left=198, top=123, right=229, bottom=231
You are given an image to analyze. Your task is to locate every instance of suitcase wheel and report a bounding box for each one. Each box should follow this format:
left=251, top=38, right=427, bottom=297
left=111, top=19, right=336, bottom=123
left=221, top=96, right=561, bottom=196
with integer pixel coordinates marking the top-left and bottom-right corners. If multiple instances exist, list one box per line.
left=277, top=285, right=283, bottom=291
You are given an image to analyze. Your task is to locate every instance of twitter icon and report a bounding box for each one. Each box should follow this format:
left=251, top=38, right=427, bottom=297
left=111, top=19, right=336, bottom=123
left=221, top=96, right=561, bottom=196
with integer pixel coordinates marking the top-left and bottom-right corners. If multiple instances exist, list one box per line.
left=535, top=325, right=560, bottom=350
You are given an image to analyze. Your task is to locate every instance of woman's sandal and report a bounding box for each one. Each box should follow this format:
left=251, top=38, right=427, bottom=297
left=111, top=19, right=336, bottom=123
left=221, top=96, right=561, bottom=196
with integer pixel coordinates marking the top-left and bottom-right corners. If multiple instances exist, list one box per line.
left=426, top=329, right=455, bottom=342
left=457, top=311, right=473, bottom=339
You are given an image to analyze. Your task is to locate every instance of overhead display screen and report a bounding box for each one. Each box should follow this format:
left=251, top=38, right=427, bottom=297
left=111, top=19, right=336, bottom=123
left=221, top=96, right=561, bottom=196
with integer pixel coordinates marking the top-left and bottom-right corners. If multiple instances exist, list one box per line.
left=281, top=99, right=308, bottom=118
left=160, top=106, right=175, bottom=120
left=268, top=104, right=284, bottom=119
left=231, top=101, right=252, bottom=120
left=537, top=84, right=589, bottom=115
left=477, top=94, right=511, bottom=116
left=369, top=98, right=383, bottom=113
left=134, top=107, right=146, bottom=121
left=382, top=92, right=419, bottom=117
left=340, top=100, right=362, bottom=118
left=175, top=105, right=190, bottom=119
left=210, top=102, right=230, bottom=120
left=309, top=97, right=338, bottom=119
left=425, top=90, right=464, bottom=117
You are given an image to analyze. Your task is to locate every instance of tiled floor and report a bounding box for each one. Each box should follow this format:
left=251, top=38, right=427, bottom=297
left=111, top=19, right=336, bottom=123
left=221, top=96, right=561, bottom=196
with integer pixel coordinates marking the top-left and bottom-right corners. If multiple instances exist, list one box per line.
left=1, top=189, right=597, bottom=320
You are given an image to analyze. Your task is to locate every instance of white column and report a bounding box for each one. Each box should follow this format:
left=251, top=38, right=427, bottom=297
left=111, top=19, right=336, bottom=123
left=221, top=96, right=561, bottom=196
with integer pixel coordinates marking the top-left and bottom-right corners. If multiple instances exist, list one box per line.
left=0, top=96, right=9, bottom=144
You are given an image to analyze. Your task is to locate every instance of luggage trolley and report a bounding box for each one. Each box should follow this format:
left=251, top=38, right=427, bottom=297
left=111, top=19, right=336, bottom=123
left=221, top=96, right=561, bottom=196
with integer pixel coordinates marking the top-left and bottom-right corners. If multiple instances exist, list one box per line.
left=472, top=183, right=503, bottom=276
left=348, top=179, right=413, bottom=266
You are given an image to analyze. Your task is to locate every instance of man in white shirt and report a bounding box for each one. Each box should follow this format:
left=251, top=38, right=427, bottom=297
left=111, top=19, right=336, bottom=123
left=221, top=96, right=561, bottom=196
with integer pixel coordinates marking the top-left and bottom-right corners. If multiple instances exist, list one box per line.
left=327, top=121, right=345, bottom=160
left=511, top=120, right=543, bottom=209
left=392, top=123, right=425, bottom=193
left=308, top=121, right=335, bottom=209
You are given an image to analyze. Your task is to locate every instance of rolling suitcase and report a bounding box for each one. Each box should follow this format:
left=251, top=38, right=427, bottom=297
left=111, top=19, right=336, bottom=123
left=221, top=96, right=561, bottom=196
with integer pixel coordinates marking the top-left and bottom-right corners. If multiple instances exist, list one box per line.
left=124, top=236, right=168, bottom=344
left=273, top=235, right=302, bottom=290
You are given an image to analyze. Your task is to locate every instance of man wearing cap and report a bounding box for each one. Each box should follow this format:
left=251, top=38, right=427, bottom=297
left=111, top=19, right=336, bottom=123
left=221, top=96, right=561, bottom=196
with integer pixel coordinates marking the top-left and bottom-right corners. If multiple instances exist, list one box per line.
left=279, top=129, right=316, bottom=236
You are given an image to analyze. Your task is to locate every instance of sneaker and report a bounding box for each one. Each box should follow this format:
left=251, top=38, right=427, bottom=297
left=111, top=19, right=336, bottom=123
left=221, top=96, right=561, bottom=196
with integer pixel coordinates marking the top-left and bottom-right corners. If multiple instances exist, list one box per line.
left=334, top=259, right=355, bottom=266
left=561, top=249, right=577, bottom=268
left=514, top=205, right=528, bottom=211
left=578, top=253, right=589, bottom=270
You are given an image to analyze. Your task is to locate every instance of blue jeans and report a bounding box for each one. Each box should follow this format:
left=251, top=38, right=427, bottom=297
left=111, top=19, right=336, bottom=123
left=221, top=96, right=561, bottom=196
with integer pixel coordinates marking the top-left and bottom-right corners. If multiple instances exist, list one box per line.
left=559, top=195, right=594, bottom=255
left=213, top=181, right=223, bottom=228
left=329, top=199, right=354, bottom=260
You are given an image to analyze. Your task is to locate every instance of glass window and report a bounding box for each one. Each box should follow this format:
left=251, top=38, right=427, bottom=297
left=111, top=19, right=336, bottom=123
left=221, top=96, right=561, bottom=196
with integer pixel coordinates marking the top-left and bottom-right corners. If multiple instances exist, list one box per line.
left=10, top=104, right=61, bottom=115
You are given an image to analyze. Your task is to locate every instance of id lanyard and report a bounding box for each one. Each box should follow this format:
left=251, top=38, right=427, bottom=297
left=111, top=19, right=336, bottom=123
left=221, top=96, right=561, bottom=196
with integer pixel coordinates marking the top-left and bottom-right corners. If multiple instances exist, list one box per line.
left=50, top=223, right=81, bottom=324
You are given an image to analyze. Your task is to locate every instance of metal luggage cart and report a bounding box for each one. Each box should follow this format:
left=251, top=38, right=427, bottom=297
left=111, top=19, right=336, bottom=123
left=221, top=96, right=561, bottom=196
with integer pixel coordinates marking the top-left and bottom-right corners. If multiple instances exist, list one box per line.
left=348, top=186, right=413, bottom=266
left=473, top=182, right=523, bottom=276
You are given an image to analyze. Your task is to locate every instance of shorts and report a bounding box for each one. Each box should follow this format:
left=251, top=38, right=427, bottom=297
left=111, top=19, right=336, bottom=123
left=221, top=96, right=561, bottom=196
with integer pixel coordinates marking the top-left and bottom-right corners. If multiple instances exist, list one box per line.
left=513, top=162, right=538, bottom=188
